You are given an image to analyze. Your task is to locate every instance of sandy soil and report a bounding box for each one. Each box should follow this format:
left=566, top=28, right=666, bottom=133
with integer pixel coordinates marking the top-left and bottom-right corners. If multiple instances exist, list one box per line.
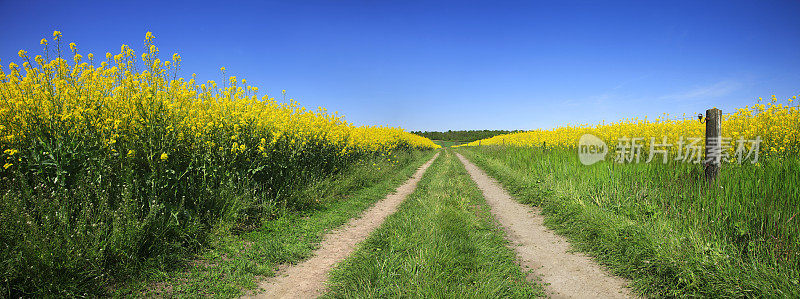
left=455, top=153, right=635, bottom=299
left=244, top=153, right=439, bottom=299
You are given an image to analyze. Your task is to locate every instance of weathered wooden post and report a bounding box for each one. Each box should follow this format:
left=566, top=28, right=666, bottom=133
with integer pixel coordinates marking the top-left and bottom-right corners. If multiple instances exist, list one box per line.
left=478, top=140, right=481, bottom=146
left=704, top=108, right=722, bottom=182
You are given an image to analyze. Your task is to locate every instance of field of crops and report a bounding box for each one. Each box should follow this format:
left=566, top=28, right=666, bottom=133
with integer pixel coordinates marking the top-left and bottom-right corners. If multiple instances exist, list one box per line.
left=0, top=32, right=438, bottom=296
left=464, top=97, right=800, bottom=158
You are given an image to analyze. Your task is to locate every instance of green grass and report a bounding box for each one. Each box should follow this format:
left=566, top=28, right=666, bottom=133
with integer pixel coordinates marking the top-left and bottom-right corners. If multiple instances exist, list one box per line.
left=110, top=150, right=436, bottom=298
left=323, top=149, right=544, bottom=298
left=457, top=146, right=800, bottom=297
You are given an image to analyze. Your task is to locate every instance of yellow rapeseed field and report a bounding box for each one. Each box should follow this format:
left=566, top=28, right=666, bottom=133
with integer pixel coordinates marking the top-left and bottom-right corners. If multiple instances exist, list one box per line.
left=0, top=31, right=437, bottom=171
left=0, top=32, right=439, bottom=296
left=463, top=96, right=799, bottom=159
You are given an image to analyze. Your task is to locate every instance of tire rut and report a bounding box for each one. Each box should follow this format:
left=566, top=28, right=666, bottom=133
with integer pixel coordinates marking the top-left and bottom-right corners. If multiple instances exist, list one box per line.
left=244, top=152, right=439, bottom=299
left=455, top=153, right=634, bottom=299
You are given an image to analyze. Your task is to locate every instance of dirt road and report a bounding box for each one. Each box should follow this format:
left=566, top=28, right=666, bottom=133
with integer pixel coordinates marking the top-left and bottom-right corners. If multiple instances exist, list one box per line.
left=456, top=153, right=634, bottom=299
left=245, top=153, right=439, bottom=299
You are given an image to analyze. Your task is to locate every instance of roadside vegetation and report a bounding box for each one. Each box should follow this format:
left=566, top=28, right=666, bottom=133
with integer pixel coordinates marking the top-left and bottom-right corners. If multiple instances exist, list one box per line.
left=457, top=146, right=799, bottom=297
left=324, top=149, right=544, bottom=298
left=126, top=150, right=435, bottom=297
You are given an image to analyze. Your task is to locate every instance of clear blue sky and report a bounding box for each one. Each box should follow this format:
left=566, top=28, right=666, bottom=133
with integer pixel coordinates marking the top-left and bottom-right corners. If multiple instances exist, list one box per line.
left=2, top=0, right=799, bottom=131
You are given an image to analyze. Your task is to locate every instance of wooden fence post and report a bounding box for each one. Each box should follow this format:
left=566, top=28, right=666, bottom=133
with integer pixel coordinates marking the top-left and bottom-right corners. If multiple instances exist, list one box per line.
left=704, top=108, right=722, bottom=182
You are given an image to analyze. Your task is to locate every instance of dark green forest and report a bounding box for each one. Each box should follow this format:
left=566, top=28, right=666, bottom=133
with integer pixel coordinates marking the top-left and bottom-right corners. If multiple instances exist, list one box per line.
left=411, top=130, right=520, bottom=143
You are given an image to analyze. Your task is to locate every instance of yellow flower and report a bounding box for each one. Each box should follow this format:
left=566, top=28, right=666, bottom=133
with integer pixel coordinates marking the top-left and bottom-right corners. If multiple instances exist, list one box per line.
left=3, top=163, right=11, bottom=169
left=52, top=30, right=62, bottom=39
left=40, top=38, right=48, bottom=45
left=0, top=31, right=441, bottom=183
left=17, top=49, right=27, bottom=58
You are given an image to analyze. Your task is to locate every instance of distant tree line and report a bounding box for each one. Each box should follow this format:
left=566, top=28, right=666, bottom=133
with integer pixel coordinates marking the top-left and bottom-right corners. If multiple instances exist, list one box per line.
left=411, top=130, right=521, bottom=142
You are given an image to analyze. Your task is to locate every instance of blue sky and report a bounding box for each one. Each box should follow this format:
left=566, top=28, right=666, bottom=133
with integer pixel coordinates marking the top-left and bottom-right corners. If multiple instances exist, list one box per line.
left=2, top=0, right=799, bottom=131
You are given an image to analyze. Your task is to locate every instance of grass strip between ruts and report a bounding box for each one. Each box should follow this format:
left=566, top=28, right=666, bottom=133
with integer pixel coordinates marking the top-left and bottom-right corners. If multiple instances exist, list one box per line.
left=324, top=149, right=544, bottom=298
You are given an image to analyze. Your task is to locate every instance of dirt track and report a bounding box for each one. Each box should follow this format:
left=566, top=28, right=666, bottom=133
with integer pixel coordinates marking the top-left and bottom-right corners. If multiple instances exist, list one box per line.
left=455, top=153, right=634, bottom=299
left=245, top=153, right=439, bottom=299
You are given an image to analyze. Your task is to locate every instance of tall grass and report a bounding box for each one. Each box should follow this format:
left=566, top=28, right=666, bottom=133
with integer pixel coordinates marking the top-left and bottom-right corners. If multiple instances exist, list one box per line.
left=458, top=146, right=799, bottom=297
left=127, top=150, right=436, bottom=297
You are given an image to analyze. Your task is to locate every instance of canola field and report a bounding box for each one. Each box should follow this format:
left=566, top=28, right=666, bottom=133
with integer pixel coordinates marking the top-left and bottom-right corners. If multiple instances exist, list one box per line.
left=0, top=32, right=437, bottom=295
left=464, top=97, right=800, bottom=159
